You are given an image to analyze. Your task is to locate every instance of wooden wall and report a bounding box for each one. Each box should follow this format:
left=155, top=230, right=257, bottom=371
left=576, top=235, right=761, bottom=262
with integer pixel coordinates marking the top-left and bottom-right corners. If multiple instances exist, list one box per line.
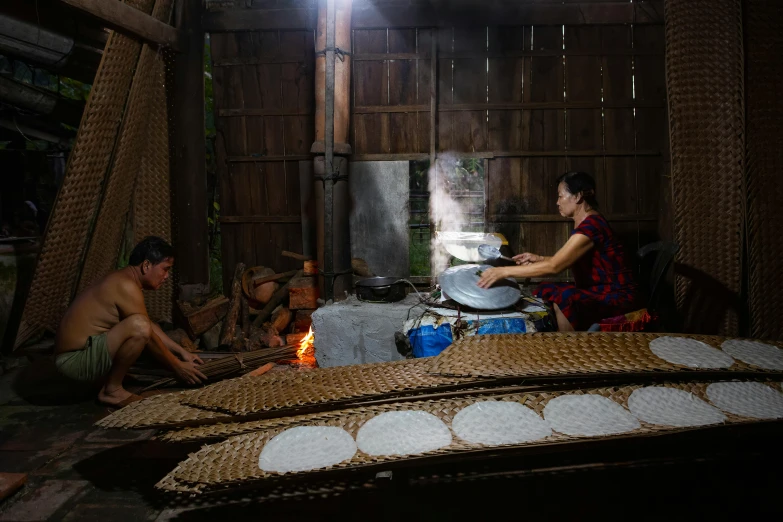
left=350, top=21, right=668, bottom=271
left=207, top=0, right=669, bottom=284
left=210, top=28, right=314, bottom=290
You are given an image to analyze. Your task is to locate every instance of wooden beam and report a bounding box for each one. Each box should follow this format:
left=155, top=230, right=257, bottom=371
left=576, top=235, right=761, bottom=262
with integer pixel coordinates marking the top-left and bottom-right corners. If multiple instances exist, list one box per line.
left=352, top=1, right=664, bottom=28
left=353, top=101, right=665, bottom=114
left=202, top=8, right=317, bottom=32
left=168, top=0, right=208, bottom=289
left=490, top=214, right=658, bottom=223
left=220, top=215, right=302, bottom=224
left=58, top=0, right=183, bottom=51
left=226, top=155, right=312, bottom=163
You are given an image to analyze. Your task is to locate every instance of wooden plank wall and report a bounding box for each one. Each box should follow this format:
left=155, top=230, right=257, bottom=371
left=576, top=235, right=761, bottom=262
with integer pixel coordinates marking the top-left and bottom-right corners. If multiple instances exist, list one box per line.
left=207, top=0, right=668, bottom=284
left=350, top=22, right=668, bottom=271
left=210, top=28, right=314, bottom=290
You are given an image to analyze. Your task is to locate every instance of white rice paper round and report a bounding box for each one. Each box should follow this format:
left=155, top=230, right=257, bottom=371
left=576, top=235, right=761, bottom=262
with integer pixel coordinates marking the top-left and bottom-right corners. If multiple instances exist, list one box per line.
left=258, top=426, right=357, bottom=473
left=356, top=411, right=452, bottom=456
left=720, top=340, right=783, bottom=371
left=649, top=336, right=735, bottom=368
left=627, top=387, right=726, bottom=427
left=706, top=382, right=783, bottom=419
left=543, top=395, right=640, bottom=436
left=452, top=401, right=552, bottom=445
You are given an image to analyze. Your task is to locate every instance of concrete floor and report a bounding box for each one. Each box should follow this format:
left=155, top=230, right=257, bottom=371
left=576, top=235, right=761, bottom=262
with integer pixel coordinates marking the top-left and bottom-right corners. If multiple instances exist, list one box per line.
left=2, top=352, right=783, bottom=521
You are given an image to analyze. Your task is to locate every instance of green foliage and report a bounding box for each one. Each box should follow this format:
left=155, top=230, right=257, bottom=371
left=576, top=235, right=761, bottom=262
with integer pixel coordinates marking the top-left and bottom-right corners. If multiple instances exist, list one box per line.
left=409, top=229, right=431, bottom=277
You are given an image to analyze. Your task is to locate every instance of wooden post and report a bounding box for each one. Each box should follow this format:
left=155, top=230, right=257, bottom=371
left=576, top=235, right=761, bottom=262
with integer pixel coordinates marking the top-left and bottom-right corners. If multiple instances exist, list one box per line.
left=219, top=263, right=245, bottom=346
left=169, top=0, right=209, bottom=296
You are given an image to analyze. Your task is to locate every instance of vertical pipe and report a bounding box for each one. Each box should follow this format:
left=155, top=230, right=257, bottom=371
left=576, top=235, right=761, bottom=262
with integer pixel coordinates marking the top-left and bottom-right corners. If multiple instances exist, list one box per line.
left=323, top=0, right=336, bottom=301
left=429, top=34, right=437, bottom=166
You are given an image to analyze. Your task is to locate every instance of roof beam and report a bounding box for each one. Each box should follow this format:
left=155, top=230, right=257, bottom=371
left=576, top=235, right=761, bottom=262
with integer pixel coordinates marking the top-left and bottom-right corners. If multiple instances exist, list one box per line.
left=58, top=0, right=184, bottom=51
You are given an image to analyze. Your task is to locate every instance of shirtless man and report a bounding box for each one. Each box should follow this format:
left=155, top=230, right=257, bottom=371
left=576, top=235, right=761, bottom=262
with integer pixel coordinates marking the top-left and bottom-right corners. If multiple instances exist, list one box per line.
left=55, top=236, right=207, bottom=406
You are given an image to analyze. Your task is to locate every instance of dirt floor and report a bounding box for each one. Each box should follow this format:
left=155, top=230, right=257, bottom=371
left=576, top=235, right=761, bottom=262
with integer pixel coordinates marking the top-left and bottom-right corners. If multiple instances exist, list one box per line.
left=2, top=349, right=783, bottom=521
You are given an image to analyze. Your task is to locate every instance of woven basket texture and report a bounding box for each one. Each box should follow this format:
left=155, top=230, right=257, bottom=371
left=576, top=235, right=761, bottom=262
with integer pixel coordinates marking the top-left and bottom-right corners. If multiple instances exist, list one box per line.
left=77, top=0, right=174, bottom=295
left=425, top=333, right=780, bottom=378
left=665, top=0, right=745, bottom=336
left=15, top=0, right=154, bottom=345
left=180, top=358, right=475, bottom=416
left=158, top=381, right=780, bottom=493
left=134, top=46, right=174, bottom=321
left=745, top=0, right=783, bottom=340
left=95, top=389, right=230, bottom=430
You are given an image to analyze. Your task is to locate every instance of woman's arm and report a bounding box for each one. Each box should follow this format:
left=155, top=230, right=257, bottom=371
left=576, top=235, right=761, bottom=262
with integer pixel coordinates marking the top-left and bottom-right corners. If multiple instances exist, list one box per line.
left=477, top=234, right=594, bottom=287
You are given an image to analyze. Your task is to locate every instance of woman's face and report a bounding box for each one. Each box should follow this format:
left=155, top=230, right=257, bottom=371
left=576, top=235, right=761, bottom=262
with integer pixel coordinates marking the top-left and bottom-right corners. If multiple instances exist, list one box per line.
left=556, top=182, right=578, bottom=218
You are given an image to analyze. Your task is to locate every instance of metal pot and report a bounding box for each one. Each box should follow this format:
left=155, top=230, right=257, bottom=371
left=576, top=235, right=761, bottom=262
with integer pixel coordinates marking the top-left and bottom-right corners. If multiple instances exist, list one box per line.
left=355, top=277, right=406, bottom=303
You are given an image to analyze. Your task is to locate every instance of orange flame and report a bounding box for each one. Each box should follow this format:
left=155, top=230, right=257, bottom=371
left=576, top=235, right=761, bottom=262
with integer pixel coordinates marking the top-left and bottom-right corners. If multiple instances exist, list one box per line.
left=297, top=326, right=315, bottom=359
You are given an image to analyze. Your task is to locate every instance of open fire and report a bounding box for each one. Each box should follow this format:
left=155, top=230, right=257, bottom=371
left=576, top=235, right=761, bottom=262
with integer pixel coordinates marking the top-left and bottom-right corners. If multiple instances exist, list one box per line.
left=297, top=326, right=315, bottom=360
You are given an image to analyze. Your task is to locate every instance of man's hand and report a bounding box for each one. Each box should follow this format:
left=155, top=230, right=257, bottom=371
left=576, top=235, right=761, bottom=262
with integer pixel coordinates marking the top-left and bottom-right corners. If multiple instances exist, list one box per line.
left=513, top=252, right=543, bottom=265
left=178, top=350, right=204, bottom=365
left=477, top=267, right=510, bottom=289
left=174, top=361, right=208, bottom=385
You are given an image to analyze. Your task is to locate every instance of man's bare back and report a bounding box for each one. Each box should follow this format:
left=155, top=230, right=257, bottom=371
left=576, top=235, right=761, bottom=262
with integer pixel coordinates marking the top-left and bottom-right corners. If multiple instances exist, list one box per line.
left=56, top=269, right=139, bottom=354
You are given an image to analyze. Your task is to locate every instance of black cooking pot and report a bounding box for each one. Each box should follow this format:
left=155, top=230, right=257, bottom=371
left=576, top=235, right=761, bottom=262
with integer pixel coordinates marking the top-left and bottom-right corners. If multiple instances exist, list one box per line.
left=355, top=277, right=406, bottom=303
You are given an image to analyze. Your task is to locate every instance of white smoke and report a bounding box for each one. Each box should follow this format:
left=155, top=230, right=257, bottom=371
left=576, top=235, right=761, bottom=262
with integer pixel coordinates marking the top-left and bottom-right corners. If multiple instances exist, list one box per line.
left=428, top=154, right=473, bottom=275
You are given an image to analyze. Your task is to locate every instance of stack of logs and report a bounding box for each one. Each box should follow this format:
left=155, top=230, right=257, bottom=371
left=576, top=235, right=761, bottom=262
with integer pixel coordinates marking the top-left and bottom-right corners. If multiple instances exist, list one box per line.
left=173, top=251, right=320, bottom=354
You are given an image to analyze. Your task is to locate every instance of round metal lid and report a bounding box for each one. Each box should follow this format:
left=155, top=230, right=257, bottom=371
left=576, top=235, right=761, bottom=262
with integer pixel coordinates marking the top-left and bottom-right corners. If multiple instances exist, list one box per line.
left=438, top=264, right=521, bottom=310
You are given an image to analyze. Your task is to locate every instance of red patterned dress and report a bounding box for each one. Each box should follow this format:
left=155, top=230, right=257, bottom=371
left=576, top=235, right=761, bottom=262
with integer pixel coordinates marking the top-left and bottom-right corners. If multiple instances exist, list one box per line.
left=533, top=214, right=640, bottom=330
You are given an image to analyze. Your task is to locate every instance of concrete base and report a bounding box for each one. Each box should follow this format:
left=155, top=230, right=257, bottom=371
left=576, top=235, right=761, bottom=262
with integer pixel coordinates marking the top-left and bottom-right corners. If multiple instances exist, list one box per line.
left=312, top=294, right=426, bottom=367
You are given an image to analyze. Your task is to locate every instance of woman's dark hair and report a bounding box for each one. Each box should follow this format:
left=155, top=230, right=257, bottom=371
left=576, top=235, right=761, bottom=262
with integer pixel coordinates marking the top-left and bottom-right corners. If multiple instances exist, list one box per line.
left=128, top=236, right=175, bottom=266
left=557, top=171, right=599, bottom=209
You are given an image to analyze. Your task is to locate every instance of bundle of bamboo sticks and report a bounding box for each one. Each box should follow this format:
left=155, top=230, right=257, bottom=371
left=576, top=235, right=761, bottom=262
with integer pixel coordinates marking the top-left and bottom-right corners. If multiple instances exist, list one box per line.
left=143, top=344, right=299, bottom=391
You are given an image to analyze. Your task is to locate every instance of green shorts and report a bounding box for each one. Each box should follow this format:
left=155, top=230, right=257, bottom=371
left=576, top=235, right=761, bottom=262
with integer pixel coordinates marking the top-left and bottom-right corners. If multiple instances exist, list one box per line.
left=55, top=333, right=113, bottom=382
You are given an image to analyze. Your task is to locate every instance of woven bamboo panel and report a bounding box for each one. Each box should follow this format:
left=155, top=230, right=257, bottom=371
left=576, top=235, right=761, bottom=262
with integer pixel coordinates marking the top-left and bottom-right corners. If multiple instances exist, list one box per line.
left=426, top=333, right=779, bottom=378
left=15, top=0, right=154, bottom=346
left=134, top=47, right=174, bottom=321
left=77, top=0, right=175, bottom=293
left=665, top=0, right=745, bottom=336
left=745, top=0, right=783, bottom=341
left=95, top=389, right=230, bottom=429
left=159, top=381, right=776, bottom=492
left=181, top=358, right=477, bottom=416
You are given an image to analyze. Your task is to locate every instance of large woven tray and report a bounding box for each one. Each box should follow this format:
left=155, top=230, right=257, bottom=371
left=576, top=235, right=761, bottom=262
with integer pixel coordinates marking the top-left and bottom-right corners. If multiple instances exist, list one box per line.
left=97, top=359, right=479, bottom=430
left=158, top=380, right=783, bottom=493
left=179, top=358, right=477, bottom=416
left=95, top=389, right=230, bottom=429
left=425, top=333, right=783, bottom=377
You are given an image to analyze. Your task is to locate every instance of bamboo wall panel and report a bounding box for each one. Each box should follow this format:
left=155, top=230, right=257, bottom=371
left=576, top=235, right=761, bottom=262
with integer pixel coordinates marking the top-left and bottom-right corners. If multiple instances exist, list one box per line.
left=745, top=0, right=783, bottom=340
left=15, top=0, right=155, bottom=344
left=666, top=0, right=744, bottom=336
left=211, top=30, right=312, bottom=290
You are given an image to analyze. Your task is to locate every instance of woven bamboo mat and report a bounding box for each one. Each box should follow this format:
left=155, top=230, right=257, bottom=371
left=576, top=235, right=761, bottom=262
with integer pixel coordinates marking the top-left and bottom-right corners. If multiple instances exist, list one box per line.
left=745, top=0, right=783, bottom=341
left=15, top=0, right=154, bottom=347
left=180, top=358, right=477, bottom=416
left=666, top=0, right=745, bottom=336
left=77, top=0, right=174, bottom=294
left=425, top=333, right=781, bottom=378
left=134, top=41, right=174, bottom=321
left=158, top=380, right=781, bottom=493
left=95, top=389, right=230, bottom=429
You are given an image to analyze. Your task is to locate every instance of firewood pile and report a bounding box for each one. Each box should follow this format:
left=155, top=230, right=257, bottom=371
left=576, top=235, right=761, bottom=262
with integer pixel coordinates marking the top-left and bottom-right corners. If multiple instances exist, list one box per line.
left=174, top=251, right=318, bottom=353
left=137, top=252, right=320, bottom=388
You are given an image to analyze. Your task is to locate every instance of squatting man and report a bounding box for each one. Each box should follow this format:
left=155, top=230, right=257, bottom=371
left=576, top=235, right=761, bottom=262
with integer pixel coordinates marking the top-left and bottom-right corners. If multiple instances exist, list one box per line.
left=55, top=236, right=207, bottom=407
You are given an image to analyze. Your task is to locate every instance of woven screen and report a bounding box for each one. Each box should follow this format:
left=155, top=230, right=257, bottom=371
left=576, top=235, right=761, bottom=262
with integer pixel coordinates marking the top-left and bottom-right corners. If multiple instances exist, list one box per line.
left=15, top=0, right=155, bottom=346
left=78, top=0, right=175, bottom=295
left=745, top=0, right=783, bottom=340
left=14, top=0, right=178, bottom=344
left=134, top=37, right=175, bottom=322
left=665, top=0, right=745, bottom=336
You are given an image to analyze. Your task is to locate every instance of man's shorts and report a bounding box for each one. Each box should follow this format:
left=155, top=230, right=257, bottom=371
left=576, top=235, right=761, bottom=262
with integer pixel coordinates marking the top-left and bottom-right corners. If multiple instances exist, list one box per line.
left=55, top=333, right=113, bottom=382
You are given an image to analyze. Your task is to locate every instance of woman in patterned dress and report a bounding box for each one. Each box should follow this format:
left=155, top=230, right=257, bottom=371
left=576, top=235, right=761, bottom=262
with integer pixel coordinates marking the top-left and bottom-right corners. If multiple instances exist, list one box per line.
left=478, top=172, right=640, bottom=331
